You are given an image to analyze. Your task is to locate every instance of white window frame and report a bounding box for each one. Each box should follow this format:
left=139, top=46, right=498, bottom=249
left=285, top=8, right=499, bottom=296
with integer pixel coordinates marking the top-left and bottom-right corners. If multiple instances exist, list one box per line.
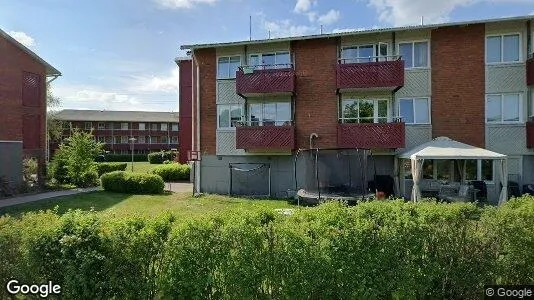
left=397, top=40, right=430, bottom=69
left=397, top=97, right=431, bottom=125
left=171, top=136, right=179, bottom=144
left=121, top=136, right=128, bottom=144
left=138, top=123, right=145, bottom=131
left=138, top=136, right=145, bottom=144
left=485, top=93, right=523, bottom=124
left=161, top=136, right=169, bottom=144
left=217, top=55, right=241, bottom=79
left=341, top=43, right=389, bottom=63
left=97, top=122, right=105, bottom=130
left=171, top=123, right=179, bottom=131
left=161, top=123, right=168, bottom=131
left=217, top=104, right=243, bottom=130
left=121, top=122, right=129, bottom=130
left=247, top=100, right=293, bottom=126
left=485, top=33, right=522, bottom=64
left=340, top=98, right=391, bottom=124
left=151, top=123, right=158, bottom=131
left=84, top=122, right=92, bottom=130
left=248, top=51, right=291, bottom=69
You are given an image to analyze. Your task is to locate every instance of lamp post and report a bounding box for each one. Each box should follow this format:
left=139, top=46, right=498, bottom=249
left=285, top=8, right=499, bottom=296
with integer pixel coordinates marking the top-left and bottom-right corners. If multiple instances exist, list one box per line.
left=129, top=137, right=137, bottom=172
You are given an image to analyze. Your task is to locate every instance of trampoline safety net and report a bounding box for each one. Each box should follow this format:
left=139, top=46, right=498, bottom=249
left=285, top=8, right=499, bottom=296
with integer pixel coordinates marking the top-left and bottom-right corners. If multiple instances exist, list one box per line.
left=229, top=163, right=271, bottom=197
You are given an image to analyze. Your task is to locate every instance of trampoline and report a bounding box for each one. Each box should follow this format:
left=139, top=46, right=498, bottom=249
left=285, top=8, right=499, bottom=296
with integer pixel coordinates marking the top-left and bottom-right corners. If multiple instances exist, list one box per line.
left=293, top=148, right=376, bottom=206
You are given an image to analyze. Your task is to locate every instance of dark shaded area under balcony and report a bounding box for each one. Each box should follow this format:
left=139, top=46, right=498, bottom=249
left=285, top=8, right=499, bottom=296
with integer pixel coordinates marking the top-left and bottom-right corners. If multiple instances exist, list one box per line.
left=337, top=122, right=405, bottom=149
left=337, top=59, right=404, bottom=92
left=527, top=57, right=534, bottom=86
left=236, top=125, right=295, bottom=150
left=527, top=122, right=534, bottom=148
left=236, top=67, right=296, bottom=97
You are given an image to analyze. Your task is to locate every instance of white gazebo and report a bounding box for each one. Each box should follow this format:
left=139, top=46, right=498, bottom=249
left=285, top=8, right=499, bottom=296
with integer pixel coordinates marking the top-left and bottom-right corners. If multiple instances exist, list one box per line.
left=396, top=137, right=508, bottom=205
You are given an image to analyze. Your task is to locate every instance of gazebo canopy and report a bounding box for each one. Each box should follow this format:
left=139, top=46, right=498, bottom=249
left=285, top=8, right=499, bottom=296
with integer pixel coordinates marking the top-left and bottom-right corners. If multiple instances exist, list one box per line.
left=397, top=137, right=506, bottom=160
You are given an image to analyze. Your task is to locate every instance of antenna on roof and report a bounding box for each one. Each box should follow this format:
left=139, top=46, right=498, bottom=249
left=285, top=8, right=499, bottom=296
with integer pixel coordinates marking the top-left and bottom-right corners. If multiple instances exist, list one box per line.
left=249, top=15, right=252, bottom=41
left=320, top=25, right=323, bottom=34
left=421, top=16, right=424, bottom=25
left=268, top=30, right=271, bottom=39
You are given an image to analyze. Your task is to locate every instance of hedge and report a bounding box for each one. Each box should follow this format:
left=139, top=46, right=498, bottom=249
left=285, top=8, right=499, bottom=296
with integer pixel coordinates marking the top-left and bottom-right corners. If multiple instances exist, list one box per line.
left=101, top=154, right=148, bottom=162
left=100, top=171, right=164, bottom=194
left=148, top=152, right=174, bottom=164
left=1, top=197, right=533, bottom=299
left=95, top=162, right=127, bottom=176
left=151, top=164, right=190, bottom=181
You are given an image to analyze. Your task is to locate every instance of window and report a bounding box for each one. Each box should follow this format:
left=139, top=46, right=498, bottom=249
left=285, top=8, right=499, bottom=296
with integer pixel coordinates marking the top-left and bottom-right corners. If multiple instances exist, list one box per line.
left=97, top=136, right=105, bottom=143
left=85, top=122, right=92, bottom=130
left=407, top=159, right=494, bottom=182
left=150, top=136, right=159, bottom=144
left=217, top=56, right=241, bottom=79
left=97, top=122, right=105, bottom=130
left=161, top=123, right=168, bottom=131
left=486, top=93, right=522, bottom=123
left=481, top=160, right=494, bottom=181
left=399, top=98, right=430, bottom=124
left=218, top=104, right=243, bottom=129
left=161, top=136, right=168, bottom=144
left=436, top=160, right=452, bottom=180
left=486, top=34, right=520, bottom=63
left=138, top=123, right=145, bottom=131
left=249, top=52, right=291, bottom=69
left=341, top=99, right=388, bottom=123
left=423, top=160, right=434, bottom=179
left=248, top=101, right=291, bottom=126
left=121, top=122, right=129, bottom=130
left=398, top=41, right=429, bottom=68
left=108, top=122, right=114, bottom=130
left=138, top=136, right=145, bottom=144
left=105, top=136, right=112, bottom=143
left=113, top=136, right=120, bottom=144
left=171, top=136, right=179, bottom=144
left=171, top=123, right=179, bottom=131
left=121, top=136, right=128, bottom=144
left=151, top=123, right=158, bottom=131
left=341, top=43, right=388, bottom=63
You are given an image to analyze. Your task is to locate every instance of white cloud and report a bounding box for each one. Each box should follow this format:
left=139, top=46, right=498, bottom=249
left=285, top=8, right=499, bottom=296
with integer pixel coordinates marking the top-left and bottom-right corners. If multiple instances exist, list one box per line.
left=153, top=0, right=217, bottom=9
left=264, top=19, right=317, bottom=38
left=317, top=9, right=340, bottom=25
left=365, top=0, right=533, bottom=26
left=294, top=0, right=317, bottom=13
left=130, top=68, right=180, bottom=94
left=7, top=31, right=35, bottom=47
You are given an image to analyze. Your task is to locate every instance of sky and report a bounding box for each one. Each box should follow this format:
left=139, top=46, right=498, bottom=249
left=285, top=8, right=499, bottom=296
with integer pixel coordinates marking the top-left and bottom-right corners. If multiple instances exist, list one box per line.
left=2, top=0, right=534, bottom=112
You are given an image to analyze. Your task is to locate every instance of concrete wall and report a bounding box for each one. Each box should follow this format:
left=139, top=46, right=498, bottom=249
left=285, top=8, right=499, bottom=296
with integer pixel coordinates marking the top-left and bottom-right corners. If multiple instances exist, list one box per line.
left=0, top=141, right=23, bottom=185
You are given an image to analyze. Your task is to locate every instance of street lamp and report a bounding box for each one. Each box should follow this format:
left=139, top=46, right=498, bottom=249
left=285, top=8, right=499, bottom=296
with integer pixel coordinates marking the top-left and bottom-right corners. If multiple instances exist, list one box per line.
left=129, top=137, right=137, bottom=172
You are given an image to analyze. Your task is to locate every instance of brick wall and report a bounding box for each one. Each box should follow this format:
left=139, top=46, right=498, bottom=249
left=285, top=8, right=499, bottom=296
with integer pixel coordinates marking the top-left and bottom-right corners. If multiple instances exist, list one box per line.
left=293, top=38, right=338, bottom=148
left=431, top=24, right=486, bottom=147
left=195, top=49, right=217, bottom=155
left=178, top=59, right=193, bottom=163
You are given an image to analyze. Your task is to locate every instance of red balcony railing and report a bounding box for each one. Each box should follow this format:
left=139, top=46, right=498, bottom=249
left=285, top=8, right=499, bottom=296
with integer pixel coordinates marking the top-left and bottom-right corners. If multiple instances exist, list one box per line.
left=236, top=125, right=295, bottom=150
left=337, top=122, right=405, bottom=149
left=527, top=122, right=534, bottom=148
left=337, top=58, right=404, bottom=92
left=236, top=66, right=296, bottom=97
left=527, top=57, right=534, bottom=86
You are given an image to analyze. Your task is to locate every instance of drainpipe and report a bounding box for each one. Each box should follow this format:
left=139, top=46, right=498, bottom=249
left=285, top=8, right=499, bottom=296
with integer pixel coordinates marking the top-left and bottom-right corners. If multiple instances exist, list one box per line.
left=309, top=133, right=318, bottom=149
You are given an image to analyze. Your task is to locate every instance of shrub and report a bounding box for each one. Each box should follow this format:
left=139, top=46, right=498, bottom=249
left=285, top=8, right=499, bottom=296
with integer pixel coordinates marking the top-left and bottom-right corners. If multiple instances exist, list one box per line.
left=148, top=152, right=174, bottom=164
left=151, top=164, right=190, bottom=181
left=103, top=154, right=148, bottom=162
left=100, top=171, right=164, bottom=194
left=49, top=148, right=70, bottom=184
left=96, top=162, right=128, bottom=176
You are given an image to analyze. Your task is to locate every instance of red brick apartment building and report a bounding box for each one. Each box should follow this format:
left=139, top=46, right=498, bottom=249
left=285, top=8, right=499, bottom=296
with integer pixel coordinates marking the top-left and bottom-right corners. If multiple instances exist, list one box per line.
left=0, top=28, right=61, bottom=185
left=179, top=15, right=534, bottom=203
left=53, top=110, right=179, bottom=155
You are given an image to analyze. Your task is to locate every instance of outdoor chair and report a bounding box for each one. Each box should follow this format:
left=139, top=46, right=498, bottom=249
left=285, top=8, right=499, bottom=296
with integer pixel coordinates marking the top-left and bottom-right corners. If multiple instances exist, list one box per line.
left=438, top=184, right=474, bottom=203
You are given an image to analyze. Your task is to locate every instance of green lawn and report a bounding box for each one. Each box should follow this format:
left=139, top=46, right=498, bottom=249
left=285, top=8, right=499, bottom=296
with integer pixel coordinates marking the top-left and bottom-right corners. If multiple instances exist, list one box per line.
left=0, top=191, right=292, bottom=219
left=124, top=161, right=159, bottom=173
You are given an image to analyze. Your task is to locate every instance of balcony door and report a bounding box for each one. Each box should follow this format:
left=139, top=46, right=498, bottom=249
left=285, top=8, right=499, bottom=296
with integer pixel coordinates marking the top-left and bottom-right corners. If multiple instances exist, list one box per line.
left=248, top=100, right=292, bottom=126
left=341, top=43, right=388, bottom=63
left=248, top=52, right=291, bottom=69
left=340, top=98, right=390, bottom=123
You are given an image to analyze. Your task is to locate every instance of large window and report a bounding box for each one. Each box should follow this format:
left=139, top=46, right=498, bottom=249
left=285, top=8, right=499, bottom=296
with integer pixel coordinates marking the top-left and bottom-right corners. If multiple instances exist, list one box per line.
left=217, top=56, right=241, bottom=79
left=151, top=123, right=158, bottom=131
left=138, top=136, right=145, bottom=144
left=486, top=93, right=522, bottom=123
left=138, top=123, right=145, bottom=131
left=121, top=122, right=129, bottom=130
left=248, top=101, right=291, bottom=126
left=171, top=136, right=179, bottom=144
left=85, top=122, right=92, bottom=130
left=249, top=52, right=291, bottom=69
left=398, top=41, right=429, bottom=68
left=218, top=104, right=242, bottom=129
left=98, top=122, right=105, bottom=130
left=407, top=159, right=494, bottom=182
left=171, top=123, right=179, bottom=131
left=341, top=43, right=388, bottom=63
left=341, top=98, right=388, bottom=123
left=399, top=98, right=430, bottom=124
left=121, top=136, right=128, bottom=144
left=161, top=123, right=168, bottom=131
left=486, top=34, right=520, bottom=63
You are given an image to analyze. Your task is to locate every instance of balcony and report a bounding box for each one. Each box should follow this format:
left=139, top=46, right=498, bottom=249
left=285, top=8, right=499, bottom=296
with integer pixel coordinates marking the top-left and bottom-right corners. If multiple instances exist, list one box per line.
left=527, top=122, right=534, bottom=148
left=527, top=57, right=534, bottom=86
left=236, top=125, right=295, bottom=150
left=336, top=57, right=404, bottom=92
left=236, top=65, right=296, bottom=97
left=337, top=122, right=405, bottom=149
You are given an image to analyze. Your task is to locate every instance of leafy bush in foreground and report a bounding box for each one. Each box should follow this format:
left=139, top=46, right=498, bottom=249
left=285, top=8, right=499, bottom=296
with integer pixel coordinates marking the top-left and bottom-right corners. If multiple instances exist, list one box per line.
left=0, top=196, right=533, bottom=299
left=151, top=163, right=190, bottom=181
left=95, top=162, right=127, bottom=176
left=148, top=152, right=175, bottom=164
left=100, top=171, right=164, bottom=194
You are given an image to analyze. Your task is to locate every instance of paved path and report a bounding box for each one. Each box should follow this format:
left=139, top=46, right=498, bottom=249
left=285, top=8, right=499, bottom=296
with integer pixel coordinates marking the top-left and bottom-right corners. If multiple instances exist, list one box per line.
left=0, top=187, right=101, bottom=208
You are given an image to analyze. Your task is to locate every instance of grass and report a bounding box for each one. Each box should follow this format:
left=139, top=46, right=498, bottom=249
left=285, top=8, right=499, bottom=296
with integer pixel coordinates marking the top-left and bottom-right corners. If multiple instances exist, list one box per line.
left=124, top=161, right=160, bottom=174
left=0, top=191, right=292, bottom=219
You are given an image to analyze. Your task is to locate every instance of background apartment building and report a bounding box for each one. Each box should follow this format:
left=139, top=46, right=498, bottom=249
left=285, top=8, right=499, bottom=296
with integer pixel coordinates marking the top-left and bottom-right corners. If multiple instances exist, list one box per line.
left=53, top=110, right=179, bottom=154
left=180, top=15, right=534, bottom=203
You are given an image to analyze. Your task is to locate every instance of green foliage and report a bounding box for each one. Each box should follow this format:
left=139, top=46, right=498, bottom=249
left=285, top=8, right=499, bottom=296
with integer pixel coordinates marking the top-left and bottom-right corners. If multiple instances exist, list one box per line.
left=22, top=157, right=38, bottom=182
left=151, top=163, right=190, bottom=181
left=100, top=171, right=164, bottom=194
left=1, top=197, right=534, bottom=299
left=95, top=162, right=127, bottom=176
left=50, top=130, right=103, bottom=187
left=148, top=151, right=175, bottom=164
left=103, top=154, right=148, bottom=162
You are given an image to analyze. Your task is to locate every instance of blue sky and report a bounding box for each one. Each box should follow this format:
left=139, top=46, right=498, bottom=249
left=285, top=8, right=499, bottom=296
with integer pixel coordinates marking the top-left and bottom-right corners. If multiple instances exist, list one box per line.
left=2, top=0, right=534, bottom=112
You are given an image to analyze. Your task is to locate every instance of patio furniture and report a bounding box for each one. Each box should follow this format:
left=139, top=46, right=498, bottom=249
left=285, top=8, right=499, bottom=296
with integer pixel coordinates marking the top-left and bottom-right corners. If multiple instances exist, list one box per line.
left=438, top=184, right=474, bottom=202
left=470, top=180, right=487, bottom=202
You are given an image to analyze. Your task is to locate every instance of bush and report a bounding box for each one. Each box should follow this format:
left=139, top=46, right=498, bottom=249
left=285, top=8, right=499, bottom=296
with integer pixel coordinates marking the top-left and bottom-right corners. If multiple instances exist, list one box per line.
left=100, top=171, right=164, bottom=194
left=148, top=152, right=174, bottom=164
left=151, top=164, right=190, bottom=181
left=103, top=154, right=148, bottom=162
left=96, top=162, right=128, bottom=176
left=49, top=148, right=70, bottom=184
